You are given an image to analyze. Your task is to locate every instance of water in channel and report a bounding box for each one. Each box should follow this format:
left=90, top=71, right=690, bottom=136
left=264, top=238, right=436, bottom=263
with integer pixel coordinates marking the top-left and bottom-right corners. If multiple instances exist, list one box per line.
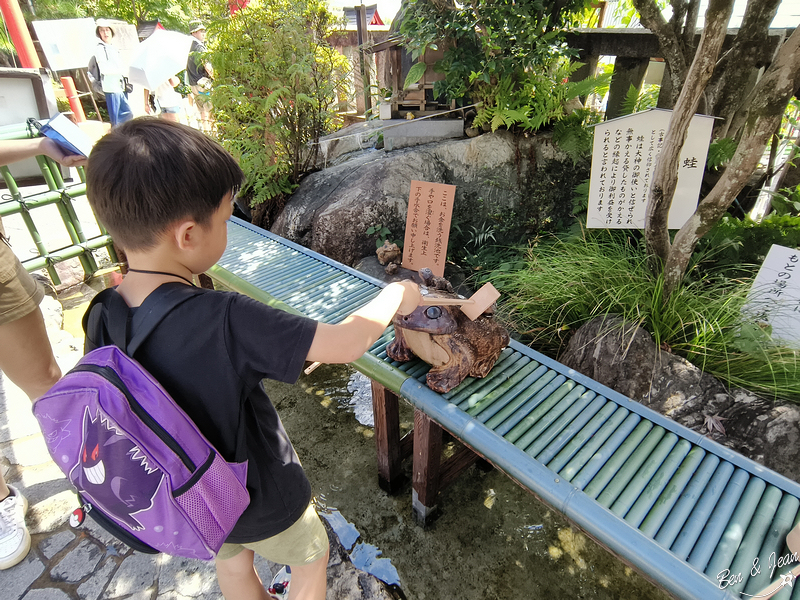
left=266, top=364, right=672, bottom=600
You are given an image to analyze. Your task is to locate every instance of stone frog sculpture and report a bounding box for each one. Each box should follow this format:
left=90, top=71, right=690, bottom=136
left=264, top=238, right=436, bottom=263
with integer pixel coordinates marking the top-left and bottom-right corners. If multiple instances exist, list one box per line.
left=387, top=269, right=509, bottom=393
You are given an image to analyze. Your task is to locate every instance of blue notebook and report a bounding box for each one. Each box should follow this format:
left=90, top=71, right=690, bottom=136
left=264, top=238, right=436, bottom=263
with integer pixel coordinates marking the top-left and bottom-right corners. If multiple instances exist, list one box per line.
left=38, top=114, right=94, bottom=158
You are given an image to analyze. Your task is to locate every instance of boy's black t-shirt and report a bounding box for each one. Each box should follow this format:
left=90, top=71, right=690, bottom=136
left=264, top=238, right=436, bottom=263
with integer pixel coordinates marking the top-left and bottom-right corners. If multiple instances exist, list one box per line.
left=84, top=283, right=319, bottom=543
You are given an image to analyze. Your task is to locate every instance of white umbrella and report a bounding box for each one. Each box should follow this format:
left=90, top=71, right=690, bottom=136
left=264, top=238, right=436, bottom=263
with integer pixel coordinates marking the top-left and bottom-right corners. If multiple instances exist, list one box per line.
left=127, top=29, right=195, bottom=90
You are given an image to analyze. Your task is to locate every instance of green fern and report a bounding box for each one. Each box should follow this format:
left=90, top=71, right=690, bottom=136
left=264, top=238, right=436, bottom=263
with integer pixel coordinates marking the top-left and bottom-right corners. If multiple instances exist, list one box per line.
left=553, top=118, right=593, bottom=165
left=707, top=137, right=738, bottom=170
left=567, top=72, right=611, bottom=100
left=572, top=178, right=590, bottom=215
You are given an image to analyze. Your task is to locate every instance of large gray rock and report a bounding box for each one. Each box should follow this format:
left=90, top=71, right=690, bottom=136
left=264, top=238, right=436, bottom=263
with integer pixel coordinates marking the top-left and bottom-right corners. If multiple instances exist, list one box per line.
left=272, top=131, right=571, bottom=266
left=560, top=315, right=800, bottom=483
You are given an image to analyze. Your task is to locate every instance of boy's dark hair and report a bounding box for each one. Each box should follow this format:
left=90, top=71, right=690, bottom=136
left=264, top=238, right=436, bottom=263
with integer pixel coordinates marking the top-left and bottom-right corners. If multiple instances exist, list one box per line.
left=86, top=118, right=244, bottom=250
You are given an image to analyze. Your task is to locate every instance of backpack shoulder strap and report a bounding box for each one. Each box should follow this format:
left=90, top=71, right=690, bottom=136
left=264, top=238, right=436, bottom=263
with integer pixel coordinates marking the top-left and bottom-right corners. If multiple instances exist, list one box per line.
left=127, top=285, right=202, bottom=356
left=83, top=285, right=202, bottom=357
left=82, top=287, right=126, bottom=350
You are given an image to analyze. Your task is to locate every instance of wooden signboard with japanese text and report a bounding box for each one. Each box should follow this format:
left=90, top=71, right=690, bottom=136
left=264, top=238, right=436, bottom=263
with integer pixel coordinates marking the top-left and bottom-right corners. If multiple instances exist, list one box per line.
left=402, top=180, right=456, bottom=278
left=587, top=109, right=714, bottom=230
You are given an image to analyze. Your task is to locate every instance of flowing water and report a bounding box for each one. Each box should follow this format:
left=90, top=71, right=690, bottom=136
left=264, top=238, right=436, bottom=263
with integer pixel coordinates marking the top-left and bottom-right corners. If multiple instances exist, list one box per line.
left=267, top=364, right=674, bottom=600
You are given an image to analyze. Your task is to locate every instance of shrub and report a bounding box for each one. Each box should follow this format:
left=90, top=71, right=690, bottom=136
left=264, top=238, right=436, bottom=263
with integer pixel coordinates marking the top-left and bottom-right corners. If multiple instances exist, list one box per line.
left=209, top=0, right=350, bottom=212
left=695, top=214, right=800, bottom=280
left=398, top=0, right=606, bottom=134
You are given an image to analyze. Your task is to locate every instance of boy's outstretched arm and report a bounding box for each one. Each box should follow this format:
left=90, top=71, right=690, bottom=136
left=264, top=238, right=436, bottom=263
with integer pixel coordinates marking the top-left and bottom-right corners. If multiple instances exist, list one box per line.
left=306, top=280, right=420, bottom=365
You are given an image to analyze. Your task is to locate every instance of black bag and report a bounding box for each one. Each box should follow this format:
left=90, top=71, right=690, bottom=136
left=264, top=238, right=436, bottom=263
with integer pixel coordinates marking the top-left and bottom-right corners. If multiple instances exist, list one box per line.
left=87, top=56, right=103, bottom=96
left=124, top=77, right=134, bottom=95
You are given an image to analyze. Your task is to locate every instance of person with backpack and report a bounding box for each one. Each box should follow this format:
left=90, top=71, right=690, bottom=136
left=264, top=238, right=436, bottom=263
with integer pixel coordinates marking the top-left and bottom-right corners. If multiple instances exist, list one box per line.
left=88, top=20, right=133, bottom=127
left=80, top=118, right=421, bottom=600
left=0, top=138, right=85, bottom=569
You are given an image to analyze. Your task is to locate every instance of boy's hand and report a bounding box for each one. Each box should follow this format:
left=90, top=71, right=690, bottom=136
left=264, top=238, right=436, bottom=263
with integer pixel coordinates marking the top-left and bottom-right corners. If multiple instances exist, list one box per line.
left=391, top=280, right=421, bottom=316
left=40, top=138, right=88, bottom=167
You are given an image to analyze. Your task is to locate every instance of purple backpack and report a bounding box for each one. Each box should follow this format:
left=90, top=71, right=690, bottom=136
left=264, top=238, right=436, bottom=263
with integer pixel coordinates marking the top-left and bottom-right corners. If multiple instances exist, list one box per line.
left=33, top=286, right=250, bottom=560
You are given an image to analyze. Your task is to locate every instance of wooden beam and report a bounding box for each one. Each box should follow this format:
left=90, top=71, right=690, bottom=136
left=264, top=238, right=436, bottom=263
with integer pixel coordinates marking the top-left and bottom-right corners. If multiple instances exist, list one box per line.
left=400, top=429, right=414, bottom=459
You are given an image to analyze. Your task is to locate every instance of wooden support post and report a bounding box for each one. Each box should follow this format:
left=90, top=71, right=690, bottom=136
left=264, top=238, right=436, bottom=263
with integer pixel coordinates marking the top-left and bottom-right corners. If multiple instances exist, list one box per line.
left=355, top=4, right=372, bottom=116
left=440, top=445, right=480, bottom=490
left=371, top=380, right=405, bottom=494
left=412, top=409, right=442, bottom=525
left=605, top=56, right=651, bottom=121
left=197, top=273, right=215, bottom=289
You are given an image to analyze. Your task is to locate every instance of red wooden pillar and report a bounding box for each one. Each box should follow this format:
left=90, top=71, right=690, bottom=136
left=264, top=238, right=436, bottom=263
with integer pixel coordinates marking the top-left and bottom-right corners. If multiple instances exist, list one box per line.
left=0, top=0, right=41, bottom=68
left=60, top=77, right=86, bottom=122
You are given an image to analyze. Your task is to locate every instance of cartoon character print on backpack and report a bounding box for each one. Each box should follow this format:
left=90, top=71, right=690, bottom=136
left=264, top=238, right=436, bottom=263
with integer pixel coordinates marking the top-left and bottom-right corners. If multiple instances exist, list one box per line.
left=69, top=408, right=164, bottom=530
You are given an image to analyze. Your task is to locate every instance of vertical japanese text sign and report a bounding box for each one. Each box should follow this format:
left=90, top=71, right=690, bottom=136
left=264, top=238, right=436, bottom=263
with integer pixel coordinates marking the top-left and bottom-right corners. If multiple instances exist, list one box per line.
left=742, top=244, right=800, bottom=349
left=402, top=180, right=456, bottom=278
left=587, top=109, right=714, bottom=230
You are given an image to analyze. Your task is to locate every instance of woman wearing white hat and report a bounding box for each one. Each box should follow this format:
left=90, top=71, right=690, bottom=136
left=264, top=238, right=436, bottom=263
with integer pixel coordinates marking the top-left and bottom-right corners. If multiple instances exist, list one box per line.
left=88, top=20, right=133, bottom=127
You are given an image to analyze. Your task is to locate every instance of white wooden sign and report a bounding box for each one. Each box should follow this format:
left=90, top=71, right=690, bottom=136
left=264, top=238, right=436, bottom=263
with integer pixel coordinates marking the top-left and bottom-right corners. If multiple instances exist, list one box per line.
left=587, top=109, right=714, bottom=230
left=32, top=18, right=98, bottom=72
left=742, top=244, right=800, bottom=348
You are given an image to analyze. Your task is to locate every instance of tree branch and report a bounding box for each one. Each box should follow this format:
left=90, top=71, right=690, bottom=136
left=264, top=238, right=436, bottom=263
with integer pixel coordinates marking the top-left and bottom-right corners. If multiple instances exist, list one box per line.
left=632, top=0, right=689, bottom=98
left=644, top=0, right=734, bottom=273
left=664, top=25, right=800, bottom=293
left=706, top=0, right=782, bottom=138
left=682, top=0, right=701, bottom=56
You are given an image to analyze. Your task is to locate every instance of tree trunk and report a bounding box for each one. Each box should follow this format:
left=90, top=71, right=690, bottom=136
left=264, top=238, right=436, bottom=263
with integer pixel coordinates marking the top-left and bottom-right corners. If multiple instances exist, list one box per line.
left=663, top=25, right=800, bottom=295
left=644, top=0, right=734, bottom=272
left=705, top=0, right=782, bottom=139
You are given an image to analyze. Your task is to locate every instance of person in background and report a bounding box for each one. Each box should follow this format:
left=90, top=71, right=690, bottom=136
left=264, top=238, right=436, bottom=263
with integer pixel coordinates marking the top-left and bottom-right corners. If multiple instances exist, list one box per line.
left=88, top=20, right=133, bottom=127
left=186, top=21, right=214, bottom=133
left=0, top=138, right=85, bottom=569
left=147, top=76, right=184, bottom=123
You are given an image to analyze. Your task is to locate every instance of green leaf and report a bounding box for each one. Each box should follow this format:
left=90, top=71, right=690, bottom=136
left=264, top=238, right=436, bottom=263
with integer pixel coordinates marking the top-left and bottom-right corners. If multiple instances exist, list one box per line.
left=491, top=112, right=507, bottom=131
left=404, top=62, right=427, bottom=90
left=707, top=137, right=738, bottom=170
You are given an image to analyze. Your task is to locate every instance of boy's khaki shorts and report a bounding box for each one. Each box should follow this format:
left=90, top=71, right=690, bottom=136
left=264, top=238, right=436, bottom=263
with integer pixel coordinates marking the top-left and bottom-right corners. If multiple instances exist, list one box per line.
left=216, top=502, right=328, bottom=565
left=0, top=235, right=44, bottom=327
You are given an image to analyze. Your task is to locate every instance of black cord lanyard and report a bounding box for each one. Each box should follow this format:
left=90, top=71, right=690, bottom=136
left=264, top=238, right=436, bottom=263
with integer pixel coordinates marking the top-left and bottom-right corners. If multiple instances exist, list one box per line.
left=126, top=268, right=196, bottom=287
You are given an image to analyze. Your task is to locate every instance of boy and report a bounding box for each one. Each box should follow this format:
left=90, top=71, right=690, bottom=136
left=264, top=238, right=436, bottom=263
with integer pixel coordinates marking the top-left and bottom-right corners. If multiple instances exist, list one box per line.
left=84, top=118, right=420, bottom=600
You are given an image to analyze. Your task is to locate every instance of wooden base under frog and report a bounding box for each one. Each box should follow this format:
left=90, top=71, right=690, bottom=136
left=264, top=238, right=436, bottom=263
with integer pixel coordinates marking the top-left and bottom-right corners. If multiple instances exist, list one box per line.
left=387, top=271, right=509, bottom=393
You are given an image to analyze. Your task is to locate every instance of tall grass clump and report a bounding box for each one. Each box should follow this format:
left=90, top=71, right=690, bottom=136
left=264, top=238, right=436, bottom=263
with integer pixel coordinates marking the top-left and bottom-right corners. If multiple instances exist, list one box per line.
left=492, top=230, right=800, bottom=403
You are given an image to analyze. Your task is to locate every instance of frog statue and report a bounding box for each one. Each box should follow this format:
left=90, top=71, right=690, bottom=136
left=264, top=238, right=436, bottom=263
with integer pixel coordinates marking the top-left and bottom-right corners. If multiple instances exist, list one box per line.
left=387, top=269, right=509, bottom=393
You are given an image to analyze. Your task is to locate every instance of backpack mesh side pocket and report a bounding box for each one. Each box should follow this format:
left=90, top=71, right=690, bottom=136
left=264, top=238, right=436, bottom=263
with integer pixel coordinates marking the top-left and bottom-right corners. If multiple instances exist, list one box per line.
left=174, top=453, right=249, bottom=551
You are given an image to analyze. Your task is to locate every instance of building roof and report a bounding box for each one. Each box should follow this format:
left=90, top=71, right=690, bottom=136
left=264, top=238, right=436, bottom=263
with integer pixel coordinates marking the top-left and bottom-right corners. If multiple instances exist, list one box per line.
left=341, top=4, right=384, bottom=28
